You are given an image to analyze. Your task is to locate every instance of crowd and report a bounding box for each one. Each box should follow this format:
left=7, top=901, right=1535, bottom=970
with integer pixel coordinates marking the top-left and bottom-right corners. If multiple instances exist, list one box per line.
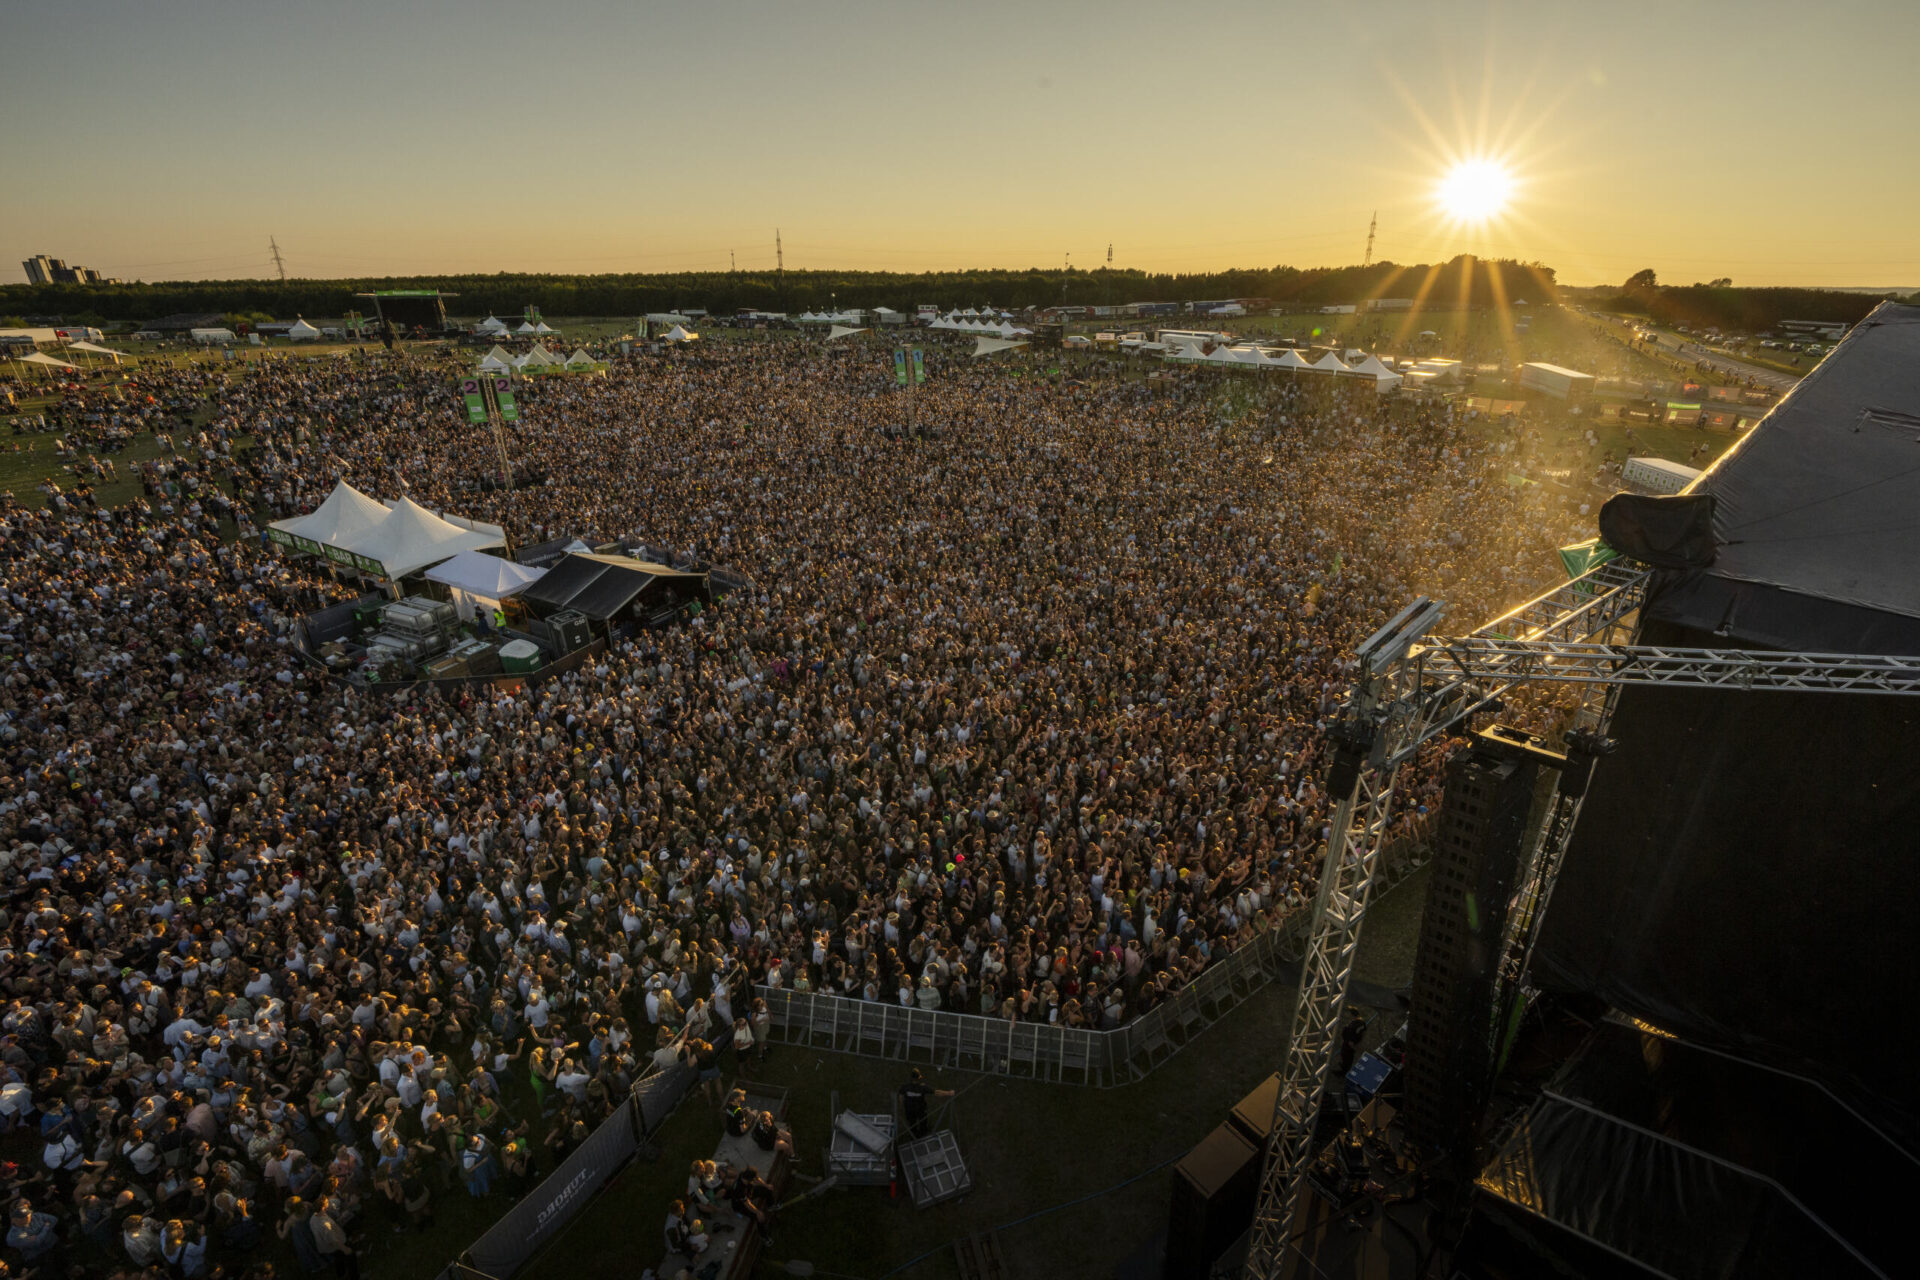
left=1, top=333, right=1589, bottom=1277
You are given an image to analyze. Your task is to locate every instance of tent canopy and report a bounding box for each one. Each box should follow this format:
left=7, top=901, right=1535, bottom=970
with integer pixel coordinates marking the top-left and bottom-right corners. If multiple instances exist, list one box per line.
left=350, top=496, right=506, bottom=579
left=286, top=319, right=321, bottom=340
left=970, top=336, right=1027, bottom=358
left=518, top=551, right=706, bottom=621
left=423, top=548, right=547, bottom=600
left=19, top=351, right=78, bottom=369
left=826, top=325, right=867, bottom=340
left=663, top=325, right=698, bottom=342
left=269, top=480, right=392, bottom=546
left=66, top=340, right=121, bottom=358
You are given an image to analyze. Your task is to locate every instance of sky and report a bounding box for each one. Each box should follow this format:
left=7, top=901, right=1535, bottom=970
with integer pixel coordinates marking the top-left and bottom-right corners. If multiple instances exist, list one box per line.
left=4, top=0, right=1917, bottom=289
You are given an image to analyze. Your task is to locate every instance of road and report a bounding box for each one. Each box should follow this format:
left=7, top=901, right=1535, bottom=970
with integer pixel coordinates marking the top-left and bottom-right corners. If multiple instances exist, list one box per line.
left=1645, top=333, right=1804, bottom=393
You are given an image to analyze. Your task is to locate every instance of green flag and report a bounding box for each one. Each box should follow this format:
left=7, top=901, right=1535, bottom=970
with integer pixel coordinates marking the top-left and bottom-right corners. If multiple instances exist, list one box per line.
left=460, top=378, right=486, bottom=424
left=911, top=347, right=926, bottom=384
left=893, top=349, right=908, bottom=386
left=493, top=377, right=518, bottom=422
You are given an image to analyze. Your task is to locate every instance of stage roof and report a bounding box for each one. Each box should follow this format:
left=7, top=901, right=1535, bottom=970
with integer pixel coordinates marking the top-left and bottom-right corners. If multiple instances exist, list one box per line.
left=1649, top=300, right=1920, bottom=652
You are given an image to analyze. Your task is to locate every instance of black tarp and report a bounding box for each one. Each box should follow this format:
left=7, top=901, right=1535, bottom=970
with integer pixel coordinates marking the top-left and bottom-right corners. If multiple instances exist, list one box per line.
left=1649, top=301, right=1920, bottom=653
left=1475, top=1021, right=1902, bottom=1278
left=1597, top=493, right=1716, bottom=569
left=464, top=1095, right=641, bottom=1277
left=1535, top=616, right=1920, bottom=1147
left=568, top=563, right=659, bottom=621
left=516, top=554, right=612, bottom=612
left=1537, top=302, right=1920, bottom=1149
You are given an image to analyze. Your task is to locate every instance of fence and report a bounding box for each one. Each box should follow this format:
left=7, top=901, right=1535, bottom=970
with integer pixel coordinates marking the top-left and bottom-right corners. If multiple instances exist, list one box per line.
left=449, top=1052, right=697, bottom=1279
left=759, top=835, right=1428, bottom=1087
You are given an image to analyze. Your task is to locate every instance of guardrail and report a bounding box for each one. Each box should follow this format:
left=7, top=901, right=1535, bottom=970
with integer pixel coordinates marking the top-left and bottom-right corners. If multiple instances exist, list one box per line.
left=759, top=835, right=1427, bottom=1087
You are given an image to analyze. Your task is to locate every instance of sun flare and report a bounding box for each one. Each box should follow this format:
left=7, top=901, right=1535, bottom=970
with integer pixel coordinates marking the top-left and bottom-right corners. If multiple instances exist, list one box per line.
left=1436, top=159, right=1514, bottom=224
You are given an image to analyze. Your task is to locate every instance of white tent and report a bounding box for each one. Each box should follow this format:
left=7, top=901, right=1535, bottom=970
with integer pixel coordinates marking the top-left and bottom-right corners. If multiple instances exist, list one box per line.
left=484, top=345, right=513, bottom=363
left=523, top=343, right=561, bottom=366
left=65, top=340, right=123, bottom=364
left=18, top=351, right=79, bottom=370
left=424, top=549, right=547, bottom=621
left=1268, top=349, right=1314, bottom=371
left=287, top=319, right=322, bottom=341
left=1347, top=354, right=1403, bottom=389
left=826, top=325, right=868, bottom=340
left=269, top=480, right=392, bottom=548
left=565, top=349, right=595, bottom=366
left=350, top=497, right=507, bottom=579
left=1310, top=351, right=1350, bottom=373
left=663, top=325, right=698, bottom=343
left=515, top=321, right=538, bottom=335
left=970, top=336, right=1028, bottom=358
left=477, top=356, right=511, bottom=372
left=477, top=317, right=509, bottom=333
left=533, top=321, right=555, bottom=333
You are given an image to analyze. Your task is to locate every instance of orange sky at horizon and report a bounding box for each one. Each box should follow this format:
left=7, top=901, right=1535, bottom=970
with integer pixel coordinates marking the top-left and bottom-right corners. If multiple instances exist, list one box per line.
left=4, top=1, right=1917, bottom=290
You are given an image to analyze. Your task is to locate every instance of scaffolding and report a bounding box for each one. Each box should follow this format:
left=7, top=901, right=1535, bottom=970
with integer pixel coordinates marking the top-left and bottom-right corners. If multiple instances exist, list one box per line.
left=1242, top=560, right=1920, bottom=1279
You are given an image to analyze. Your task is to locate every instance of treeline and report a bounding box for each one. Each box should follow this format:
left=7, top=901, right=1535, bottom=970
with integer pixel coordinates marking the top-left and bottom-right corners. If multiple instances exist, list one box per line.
left=1, top=255, right=1556, bottom=324
left=1593, top=278, right=1907, bottom=333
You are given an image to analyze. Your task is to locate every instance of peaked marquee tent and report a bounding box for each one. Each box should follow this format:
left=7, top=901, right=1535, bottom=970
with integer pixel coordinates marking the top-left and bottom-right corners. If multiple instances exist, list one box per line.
left=287, top=319, right=322, bottom=341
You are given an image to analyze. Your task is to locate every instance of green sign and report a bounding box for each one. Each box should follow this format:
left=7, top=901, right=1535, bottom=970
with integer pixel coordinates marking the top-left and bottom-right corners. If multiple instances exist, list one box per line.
left=893, top=349, right=909, bottom=386
left=267, top=528, right=293, bottom=547
left=323, top=544, right=354, bottom=566
left=351, top=553, right=385, bottom=575
left=291, top=535, right=322, bottom=556
left=460, top=377, right=486, bottom=423
left=911, top=347, right=926, bottom=384
left=493, top=376, right=518, bottom=422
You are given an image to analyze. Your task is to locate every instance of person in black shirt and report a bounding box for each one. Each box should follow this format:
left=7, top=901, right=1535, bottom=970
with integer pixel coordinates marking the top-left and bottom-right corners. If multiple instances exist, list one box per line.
left=898, top=1069, right=952, bottom=1140
left=722, top=1089, right=754, bottom=1138
left=1339, top=1009, right=1368, bottom=1075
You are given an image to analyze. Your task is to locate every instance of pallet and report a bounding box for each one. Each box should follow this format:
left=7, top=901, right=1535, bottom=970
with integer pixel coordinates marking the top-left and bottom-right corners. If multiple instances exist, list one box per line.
left=954, top=1230, right=1008, bottom=1280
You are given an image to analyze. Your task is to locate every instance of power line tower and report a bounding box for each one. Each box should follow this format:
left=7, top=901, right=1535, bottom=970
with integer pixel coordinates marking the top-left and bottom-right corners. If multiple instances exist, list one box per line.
left=1363, top=212, right=1377, bottom=267
left=270, top=236, right=287, bottom=281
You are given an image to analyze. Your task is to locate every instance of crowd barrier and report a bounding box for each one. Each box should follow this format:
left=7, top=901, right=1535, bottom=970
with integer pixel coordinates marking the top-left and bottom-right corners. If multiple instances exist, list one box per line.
left=444, top=839, right=1425, bottom=1274
left=450, top=1053, right=697, bottom=1278
left=759, top=834, right=1428, bottom=1088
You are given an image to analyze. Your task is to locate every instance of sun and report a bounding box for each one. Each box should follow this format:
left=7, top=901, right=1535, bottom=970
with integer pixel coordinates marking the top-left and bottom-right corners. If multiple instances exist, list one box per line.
left=1436, top=159, right=1514, bottom=224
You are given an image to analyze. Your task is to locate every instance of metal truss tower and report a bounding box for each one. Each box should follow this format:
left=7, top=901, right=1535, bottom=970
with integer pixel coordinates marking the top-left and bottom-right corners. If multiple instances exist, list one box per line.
left=1242, top=560, right=1920, bottom=1279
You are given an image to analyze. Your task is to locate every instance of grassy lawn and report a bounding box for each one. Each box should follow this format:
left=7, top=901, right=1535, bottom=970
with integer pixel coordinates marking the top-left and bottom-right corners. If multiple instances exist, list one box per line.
left=462, top=869, right=1434, bottom=1280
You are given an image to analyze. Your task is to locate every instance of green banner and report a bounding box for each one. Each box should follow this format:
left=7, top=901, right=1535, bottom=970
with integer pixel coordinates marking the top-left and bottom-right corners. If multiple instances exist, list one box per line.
left=1558, top=538, right=1619, bottom=584
left=267, top=528, right=293, bottom=547
left=459, top=377, right=486, bottom=423
left=291, top=535, right=322, bottom=555
left=911, top=347, right=926, bottom=384
left=322, top=544, right=354, bottom=566
left=351, top=553, right=385, bottom=575
left=893, top=349, right=908, bottom=386
left=493, top=376, right=518, bottom=421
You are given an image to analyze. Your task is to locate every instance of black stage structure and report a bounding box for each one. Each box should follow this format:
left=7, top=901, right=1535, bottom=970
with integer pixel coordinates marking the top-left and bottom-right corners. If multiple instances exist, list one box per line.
left=1182, top=302, right=1920, bottom=1280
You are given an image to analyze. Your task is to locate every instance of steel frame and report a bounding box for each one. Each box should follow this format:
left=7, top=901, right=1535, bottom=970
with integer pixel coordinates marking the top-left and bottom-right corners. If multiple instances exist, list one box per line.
left=1243, top=559, right=1920, bottom=1279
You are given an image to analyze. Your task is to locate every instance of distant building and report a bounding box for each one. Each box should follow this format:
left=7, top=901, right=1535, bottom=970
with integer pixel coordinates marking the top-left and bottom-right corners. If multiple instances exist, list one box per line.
left=21, top=254, right=106, bottom=285
left=1366, top=298, right=1417, bottom=312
